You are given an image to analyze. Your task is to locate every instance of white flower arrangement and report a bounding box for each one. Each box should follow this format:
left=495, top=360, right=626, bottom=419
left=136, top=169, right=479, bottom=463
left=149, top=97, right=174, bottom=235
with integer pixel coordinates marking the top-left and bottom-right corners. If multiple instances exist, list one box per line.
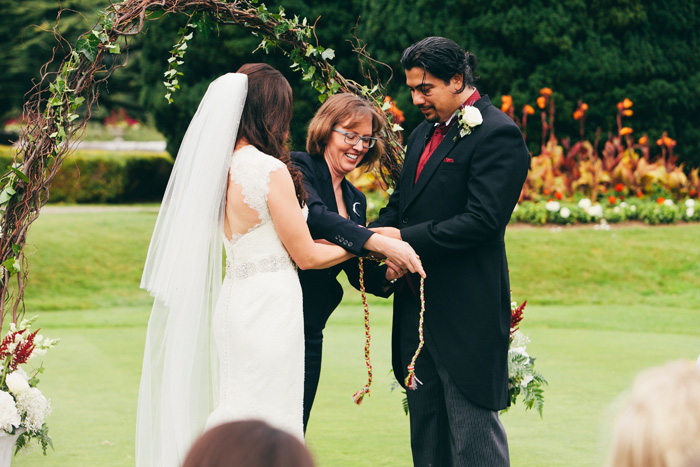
left=0, top=316, right=58, bottom=454
left=505, top=297, right=547, bottom=416
left=454, top=105, right=483, bottom=140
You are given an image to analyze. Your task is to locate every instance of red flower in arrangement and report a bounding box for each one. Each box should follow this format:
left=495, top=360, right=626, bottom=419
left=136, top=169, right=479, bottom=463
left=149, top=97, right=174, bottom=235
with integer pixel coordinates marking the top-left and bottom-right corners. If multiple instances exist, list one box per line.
left=609, top=195, right=617, bottom=205
left=543, top=188, right=551, bottom=196
left=510, top=300, right=527, bottom=335
left=637, top=190, right=644, bottom=198
left=657, top=197, right=666, bottom=204
left=614, top=183, right=624, bottom=193
left=554, top=191, right=563, bottom=200
left=383, top=96, right=405, bottom=125
left=691, top=189, right=697, bottom=197
left=10, top=329, right=39, bottom=371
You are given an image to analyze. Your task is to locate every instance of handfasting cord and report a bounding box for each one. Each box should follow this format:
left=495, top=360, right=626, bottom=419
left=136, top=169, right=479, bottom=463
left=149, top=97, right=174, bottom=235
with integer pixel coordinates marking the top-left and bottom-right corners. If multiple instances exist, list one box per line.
left=353, top=257, right=373, bottom=404
left=405, top=276, right=426, bottom=390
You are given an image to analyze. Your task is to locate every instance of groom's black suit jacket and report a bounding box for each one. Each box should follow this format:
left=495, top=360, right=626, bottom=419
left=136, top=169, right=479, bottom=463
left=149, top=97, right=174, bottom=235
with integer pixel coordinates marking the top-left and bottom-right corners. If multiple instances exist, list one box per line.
left=372, top=95, right=530, bottom=411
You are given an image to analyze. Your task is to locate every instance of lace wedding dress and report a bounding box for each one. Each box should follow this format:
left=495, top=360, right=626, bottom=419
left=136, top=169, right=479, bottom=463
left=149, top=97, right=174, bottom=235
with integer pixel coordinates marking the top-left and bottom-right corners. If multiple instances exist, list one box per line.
left=205, top=144, right=305, bottom=440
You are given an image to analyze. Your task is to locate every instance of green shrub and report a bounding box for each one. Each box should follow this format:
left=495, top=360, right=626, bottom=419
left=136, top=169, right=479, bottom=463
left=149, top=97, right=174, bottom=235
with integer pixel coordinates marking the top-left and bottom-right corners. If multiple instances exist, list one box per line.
left=0, top=146, right=172, bottom=203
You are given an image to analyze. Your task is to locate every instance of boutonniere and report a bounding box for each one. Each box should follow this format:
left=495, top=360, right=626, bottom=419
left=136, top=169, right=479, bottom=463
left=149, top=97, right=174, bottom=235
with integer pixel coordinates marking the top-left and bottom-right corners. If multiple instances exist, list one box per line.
left=454, top=105, right=483, bottom=141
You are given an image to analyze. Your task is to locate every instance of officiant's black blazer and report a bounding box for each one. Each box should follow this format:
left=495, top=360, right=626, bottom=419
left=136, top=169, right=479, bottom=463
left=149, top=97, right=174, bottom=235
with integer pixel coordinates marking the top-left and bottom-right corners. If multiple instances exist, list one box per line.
left=372, top=95, right=530, bottom=411
left=291, top=151, right=390, bottom=333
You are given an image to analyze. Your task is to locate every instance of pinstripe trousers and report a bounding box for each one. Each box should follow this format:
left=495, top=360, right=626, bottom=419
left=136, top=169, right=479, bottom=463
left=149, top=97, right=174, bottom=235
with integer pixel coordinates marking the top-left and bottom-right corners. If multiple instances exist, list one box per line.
left=405, top=342, right=510, bottom=467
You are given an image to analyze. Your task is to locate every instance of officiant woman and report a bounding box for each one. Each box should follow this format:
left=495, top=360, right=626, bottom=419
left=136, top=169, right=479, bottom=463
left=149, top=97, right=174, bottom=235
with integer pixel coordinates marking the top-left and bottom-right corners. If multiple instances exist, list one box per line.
left=292, top=93, right=419, bottom=431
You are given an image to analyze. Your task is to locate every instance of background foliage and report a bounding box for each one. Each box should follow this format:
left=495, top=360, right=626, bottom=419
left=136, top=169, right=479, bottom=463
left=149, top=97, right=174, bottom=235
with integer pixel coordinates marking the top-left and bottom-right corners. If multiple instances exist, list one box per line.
left=1, top=0, right=699, bottom=167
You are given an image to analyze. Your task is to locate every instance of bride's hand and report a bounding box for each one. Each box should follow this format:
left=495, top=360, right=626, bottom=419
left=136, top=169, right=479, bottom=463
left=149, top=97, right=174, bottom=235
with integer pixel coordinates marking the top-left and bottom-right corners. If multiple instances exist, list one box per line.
left=364, top=234, right=426, bottom=278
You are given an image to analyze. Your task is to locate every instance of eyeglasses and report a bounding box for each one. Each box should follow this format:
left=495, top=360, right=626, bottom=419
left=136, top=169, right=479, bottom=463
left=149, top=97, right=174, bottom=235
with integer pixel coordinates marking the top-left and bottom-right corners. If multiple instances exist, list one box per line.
left=332, top=129, right=378, bottom=149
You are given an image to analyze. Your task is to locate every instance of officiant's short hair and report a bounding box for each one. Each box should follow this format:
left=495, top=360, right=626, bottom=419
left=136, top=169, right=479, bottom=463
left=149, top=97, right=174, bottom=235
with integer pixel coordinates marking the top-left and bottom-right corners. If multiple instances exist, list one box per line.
left=306, top=92, right=386, bottom=169
left=401, top=36, right=478, bottom=92
left=606, top=359, right=700, bottom=467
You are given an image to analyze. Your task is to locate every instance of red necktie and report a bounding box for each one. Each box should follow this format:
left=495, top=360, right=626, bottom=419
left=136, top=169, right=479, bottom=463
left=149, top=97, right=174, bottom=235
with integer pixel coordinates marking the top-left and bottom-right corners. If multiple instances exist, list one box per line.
left=414, top=89, right=481, bottom=184
left=415, top=124, right=449, bottom=183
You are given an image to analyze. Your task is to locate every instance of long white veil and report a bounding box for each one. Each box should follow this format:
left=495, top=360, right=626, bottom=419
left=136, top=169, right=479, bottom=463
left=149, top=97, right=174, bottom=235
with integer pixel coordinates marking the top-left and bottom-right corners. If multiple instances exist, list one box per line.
left=136, top=73, right=247, bottom=466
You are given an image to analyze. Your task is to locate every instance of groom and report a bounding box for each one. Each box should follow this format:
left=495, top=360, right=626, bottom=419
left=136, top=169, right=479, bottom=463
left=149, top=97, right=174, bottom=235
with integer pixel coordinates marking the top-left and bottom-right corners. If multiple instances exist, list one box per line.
left=372, top=37, right=529, bottom=465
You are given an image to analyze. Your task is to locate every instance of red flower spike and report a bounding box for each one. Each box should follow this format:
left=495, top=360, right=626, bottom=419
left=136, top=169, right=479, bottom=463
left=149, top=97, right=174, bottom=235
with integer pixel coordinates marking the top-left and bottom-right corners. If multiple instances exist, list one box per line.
left=0, top=329, right=26, bottom=361
left=10, top=329, right=38, bottom=371
left=510, top=300, right=527, bottom=335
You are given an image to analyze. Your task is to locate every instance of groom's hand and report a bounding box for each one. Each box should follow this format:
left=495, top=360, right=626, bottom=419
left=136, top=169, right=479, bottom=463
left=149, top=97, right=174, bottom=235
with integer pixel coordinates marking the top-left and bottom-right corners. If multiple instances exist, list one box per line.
left=385, top=259, right=406, bottom=281
left=369, top=226, right=402, bottom=240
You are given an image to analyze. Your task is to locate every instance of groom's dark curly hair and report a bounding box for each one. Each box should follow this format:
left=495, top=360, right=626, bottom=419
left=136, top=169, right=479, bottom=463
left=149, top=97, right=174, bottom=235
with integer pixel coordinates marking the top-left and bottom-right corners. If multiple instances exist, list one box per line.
left=400, top=37, right=479, bottom=93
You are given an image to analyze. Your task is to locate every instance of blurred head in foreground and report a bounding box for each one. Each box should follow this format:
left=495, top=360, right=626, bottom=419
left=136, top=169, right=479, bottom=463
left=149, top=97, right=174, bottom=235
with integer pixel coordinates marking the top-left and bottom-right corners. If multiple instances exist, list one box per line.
left=183, top=419, right=315, bottom=467
left=607, top=359, right=700, bottom=467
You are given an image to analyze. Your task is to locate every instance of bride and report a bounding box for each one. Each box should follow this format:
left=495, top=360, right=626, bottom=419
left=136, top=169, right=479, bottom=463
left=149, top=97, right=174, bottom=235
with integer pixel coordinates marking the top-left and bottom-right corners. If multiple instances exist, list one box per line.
left=135, top=64, right=424, bottom=466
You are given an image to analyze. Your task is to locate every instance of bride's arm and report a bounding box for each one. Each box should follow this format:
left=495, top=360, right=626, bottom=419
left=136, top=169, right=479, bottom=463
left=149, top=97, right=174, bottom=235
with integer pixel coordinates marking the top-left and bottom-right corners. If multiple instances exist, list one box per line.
left=268, top=168, right=353, bottom=270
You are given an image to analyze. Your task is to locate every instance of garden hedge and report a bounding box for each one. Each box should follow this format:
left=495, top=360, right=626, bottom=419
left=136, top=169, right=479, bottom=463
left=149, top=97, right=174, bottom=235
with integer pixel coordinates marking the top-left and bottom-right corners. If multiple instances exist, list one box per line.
left=0, top=146, right=172, bottom=203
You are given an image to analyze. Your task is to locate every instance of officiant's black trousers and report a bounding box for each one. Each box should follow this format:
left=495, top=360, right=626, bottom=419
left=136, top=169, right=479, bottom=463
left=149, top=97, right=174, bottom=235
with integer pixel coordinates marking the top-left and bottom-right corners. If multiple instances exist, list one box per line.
left=303, top=329, right=324, bottom=433
left=406, top=342, right=510, bottom=466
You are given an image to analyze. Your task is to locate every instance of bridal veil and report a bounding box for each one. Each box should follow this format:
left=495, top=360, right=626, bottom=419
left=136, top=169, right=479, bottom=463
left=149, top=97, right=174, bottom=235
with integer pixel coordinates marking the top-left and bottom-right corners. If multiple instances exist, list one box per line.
left=136, top=73, right=247, bottom=466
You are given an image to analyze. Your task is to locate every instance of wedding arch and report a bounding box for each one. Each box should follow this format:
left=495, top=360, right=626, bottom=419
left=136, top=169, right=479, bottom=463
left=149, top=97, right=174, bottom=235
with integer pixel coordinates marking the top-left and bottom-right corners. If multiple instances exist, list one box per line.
left=0, top=0, right=404, bottom=328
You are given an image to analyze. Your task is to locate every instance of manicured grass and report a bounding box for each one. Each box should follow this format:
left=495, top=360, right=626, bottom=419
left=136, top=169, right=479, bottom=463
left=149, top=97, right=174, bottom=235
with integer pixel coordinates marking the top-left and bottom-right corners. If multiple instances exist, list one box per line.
left=8, top=210, right=700, bottom=466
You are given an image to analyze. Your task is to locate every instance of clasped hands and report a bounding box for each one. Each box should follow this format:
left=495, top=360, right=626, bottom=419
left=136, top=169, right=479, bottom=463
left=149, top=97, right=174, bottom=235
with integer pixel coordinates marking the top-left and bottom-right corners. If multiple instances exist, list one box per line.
left=366, top=227, right=425, bottom=281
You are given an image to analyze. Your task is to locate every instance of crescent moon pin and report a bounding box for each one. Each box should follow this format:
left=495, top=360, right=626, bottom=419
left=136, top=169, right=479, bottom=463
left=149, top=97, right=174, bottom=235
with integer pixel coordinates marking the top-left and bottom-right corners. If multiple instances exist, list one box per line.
left=352, top=202, right=361, bottom=217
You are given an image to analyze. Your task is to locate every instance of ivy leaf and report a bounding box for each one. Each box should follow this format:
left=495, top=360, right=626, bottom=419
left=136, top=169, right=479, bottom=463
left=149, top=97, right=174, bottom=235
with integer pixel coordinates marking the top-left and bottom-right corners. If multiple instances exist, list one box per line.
left=302, top=66, right=316, bottom=81
left=321, top=48, right=335, bottom=61
left=106, top=43, right=121, bottom=54
left=0, top=186, right=16, bottom=205
left=8, top=166, right=29, bottom=184
left=76, top=35, right=100, bottom=62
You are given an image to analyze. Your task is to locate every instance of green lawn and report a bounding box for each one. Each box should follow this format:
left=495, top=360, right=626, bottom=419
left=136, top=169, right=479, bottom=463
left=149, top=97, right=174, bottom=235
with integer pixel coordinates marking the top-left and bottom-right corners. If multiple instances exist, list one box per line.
left=9, top=209, right=700, bottom=466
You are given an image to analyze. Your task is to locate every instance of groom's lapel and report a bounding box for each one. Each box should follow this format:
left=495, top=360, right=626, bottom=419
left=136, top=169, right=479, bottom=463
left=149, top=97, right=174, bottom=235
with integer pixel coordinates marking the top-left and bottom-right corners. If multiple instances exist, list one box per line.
left=404, top=122, right=460, bottom=210
left=400, top=122, right=433, bottom=213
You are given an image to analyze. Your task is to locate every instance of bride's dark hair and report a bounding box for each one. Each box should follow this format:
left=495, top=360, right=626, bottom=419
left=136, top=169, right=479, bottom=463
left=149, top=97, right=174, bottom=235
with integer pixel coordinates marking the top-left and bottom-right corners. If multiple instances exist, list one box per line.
left=236, top=63, right=307, bottom=206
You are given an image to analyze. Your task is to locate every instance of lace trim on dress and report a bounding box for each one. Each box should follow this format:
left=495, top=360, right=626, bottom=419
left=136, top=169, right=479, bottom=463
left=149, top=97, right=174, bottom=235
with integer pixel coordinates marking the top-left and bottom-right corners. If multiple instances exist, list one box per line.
left=229, top=146, right=286, bottom=223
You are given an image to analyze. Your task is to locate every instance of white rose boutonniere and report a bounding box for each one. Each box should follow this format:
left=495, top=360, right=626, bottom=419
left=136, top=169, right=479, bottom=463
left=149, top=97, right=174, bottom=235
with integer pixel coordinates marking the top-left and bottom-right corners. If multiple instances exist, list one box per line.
left=454, top=105, right=483, bottom=141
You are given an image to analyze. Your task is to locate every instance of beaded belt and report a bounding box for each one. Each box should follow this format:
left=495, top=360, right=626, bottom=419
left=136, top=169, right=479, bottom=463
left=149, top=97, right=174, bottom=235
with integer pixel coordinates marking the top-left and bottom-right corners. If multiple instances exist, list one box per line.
left=226, top=255, right=296, bottom=280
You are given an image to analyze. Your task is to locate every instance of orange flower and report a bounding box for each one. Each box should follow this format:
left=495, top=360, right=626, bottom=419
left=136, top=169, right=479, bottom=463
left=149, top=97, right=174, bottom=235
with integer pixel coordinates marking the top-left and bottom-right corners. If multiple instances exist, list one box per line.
left=537, top=96, right=546, bottom=109
left=543, top=188, right=551, bottom=196
left=638, top=135, right=648, bottom=145
left=524, top=104, right=535, bottom=115
left=501, top=95, right=513, bottom=112
left=656, top=197, right=665, bottom=204
left=623, top=109, right=633, bottom=117
left=580, top=103, right=588, bottom=111
left=573, top=110, right=583, bottom=120
left=620, top=127, right=633, bottom=136
left=554, top=191, right=563, bottom=200
left=656, top=138, right=664, bottom=146
left=690, top=189, right=697, bottom=197
left=623, top=98, right=633, bottom=108
left=662, top=136, right=676, bottom=147
left=637, top=190, right=644, bottom=198
left=383, top=96, right=405, bottom=124
left=614, top=183, right=624, bottom=193
left=539, top=87, right=553, bottom=96
left=617, top=101, right=625, bottom=111
left=608, top=195, right=617, bottom=205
